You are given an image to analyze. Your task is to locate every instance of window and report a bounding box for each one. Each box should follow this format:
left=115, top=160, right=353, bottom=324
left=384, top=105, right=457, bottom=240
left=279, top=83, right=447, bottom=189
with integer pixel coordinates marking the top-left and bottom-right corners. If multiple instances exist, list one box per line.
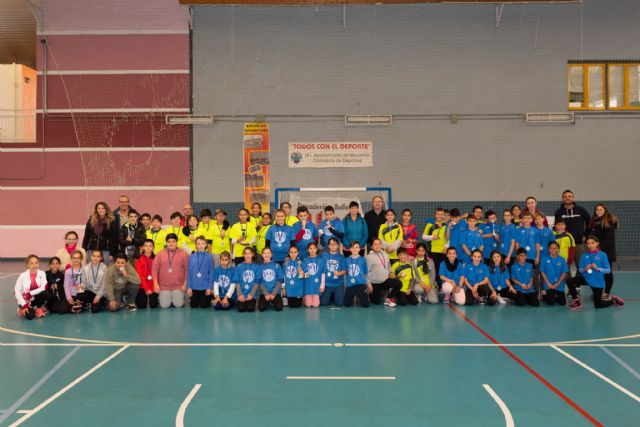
left=568, top=62, right=640, bottom=111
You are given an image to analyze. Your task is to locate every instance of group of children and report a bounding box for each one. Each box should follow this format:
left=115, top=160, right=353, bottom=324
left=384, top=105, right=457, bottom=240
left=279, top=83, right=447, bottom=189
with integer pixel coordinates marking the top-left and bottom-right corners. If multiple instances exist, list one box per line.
left=14, top=201, right=623, bottom=319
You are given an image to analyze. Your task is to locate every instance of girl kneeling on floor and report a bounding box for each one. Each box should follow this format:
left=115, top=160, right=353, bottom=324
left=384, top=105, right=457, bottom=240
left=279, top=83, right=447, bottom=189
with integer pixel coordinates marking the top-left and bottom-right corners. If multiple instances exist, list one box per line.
left=15, top=255, right=50, bottom=319
left=439, top=247, right=466, bottom=305
left=462, top=250, right=497, bottom=305
left=488, top=250, right=516, bottom=304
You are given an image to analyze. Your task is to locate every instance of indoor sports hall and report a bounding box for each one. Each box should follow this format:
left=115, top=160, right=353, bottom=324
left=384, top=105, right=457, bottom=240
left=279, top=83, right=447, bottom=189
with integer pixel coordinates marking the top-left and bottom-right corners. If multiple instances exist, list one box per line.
left=0, top=1, right=639, bottom=426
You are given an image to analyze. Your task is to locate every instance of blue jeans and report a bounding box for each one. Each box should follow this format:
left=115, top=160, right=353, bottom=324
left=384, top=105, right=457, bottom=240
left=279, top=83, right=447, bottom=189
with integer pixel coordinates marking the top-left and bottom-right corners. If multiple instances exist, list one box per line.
left=320, top=285, right=345, bottom=306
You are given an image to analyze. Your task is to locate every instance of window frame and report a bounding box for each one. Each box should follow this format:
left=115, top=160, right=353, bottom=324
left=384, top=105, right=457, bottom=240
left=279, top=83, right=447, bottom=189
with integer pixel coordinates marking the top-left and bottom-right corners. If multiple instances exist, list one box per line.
left=568, top=61, right=640, bottom=111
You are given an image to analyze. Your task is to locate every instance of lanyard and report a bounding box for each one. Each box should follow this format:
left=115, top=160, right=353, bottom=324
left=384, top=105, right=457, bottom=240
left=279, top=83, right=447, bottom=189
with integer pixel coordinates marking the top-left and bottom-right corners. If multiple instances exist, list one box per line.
left=374, top=252, right=386, bottom=270
left=523, top=228, right=535, bottom=248
left=240, top=223, right=247, bottom=236
left=167, top=250, right=177, bottom=271
left=196, top=252, right=205, bottom=273
left=90, top=264, right=100, bottom=283
left=146, top=256, right=152, bottom=278
left=347, top=257, right=359, bottom=277
left=151, top=229, right=160, bottom=244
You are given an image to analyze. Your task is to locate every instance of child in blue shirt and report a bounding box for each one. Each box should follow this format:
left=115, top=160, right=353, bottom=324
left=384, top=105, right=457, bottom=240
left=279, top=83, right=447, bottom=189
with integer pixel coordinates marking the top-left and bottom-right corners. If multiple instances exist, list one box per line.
left=265, top=209, right=296, bottom=265
left=540, top=241, right=568, bottom=306
left=574, top=236, right=623, bottom=310
left=343, top=242, right=370, bottom=308
left=480, top=210, right=501, bottom=264
left=187, top=236, right=215, bottom=309
left=292, top=206, right=318, bottom=259
left=499, top=209, right=517, bottom=266
left=318, top=206, right=345, bottom=250
left=488, top=250, right=516, bottom=304
left=303, top=242, right=325, bottom=308
left=258, top=247, right=284, bottom=311
left=283, top=246, right=306, bottom=308
left=233, top=247, right=260, bottom=312
left=534, top=214, right=555, bottom=258
left=515, top=213, right=540, bottom=264
left=460, top=217, right=484, bottom=265
left=445, top=209, right=467, bottom=253
left=213, top=251, right=235, bottom=310
left=320, top=237, right=347, bottom=306
left=510, top=248, right=540, bottom=307
left=462, top=249, right=495, bottom=305
left=439, top=247, right=466, bottom=305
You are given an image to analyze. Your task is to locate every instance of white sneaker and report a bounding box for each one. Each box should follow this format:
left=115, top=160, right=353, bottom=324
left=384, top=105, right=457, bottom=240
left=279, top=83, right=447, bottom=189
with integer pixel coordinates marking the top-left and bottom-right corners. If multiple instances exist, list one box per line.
left=384, top=298, right=397, bottom=308
left=497, top=296, right=507, bottom=304
left=282, top=297, right=289, bottom=307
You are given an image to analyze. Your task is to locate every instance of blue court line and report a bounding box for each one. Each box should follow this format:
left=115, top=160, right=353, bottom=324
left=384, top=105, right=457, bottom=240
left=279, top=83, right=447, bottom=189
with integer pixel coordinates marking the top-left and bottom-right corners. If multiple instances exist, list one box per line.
left=599, top=346, right=640, bottom=381
left=0, top=346, right=80, bottom=424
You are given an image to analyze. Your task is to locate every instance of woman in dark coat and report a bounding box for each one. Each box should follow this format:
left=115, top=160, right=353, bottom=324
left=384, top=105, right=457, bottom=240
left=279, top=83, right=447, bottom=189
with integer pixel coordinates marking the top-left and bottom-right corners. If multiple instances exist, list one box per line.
left=587, top=203, right=619, bottom=297
left=82, top=201, right=119, bottom=264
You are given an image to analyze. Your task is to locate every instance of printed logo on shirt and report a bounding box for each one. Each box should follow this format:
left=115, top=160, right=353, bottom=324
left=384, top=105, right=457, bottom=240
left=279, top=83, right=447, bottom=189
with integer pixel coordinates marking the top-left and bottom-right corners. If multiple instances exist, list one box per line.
left=219, top=275, right=230, bottom=288
left=326, top=259, right=339, bottom=272
left=303, top=229, right=313, bottom=240
left=306, top=262, right=318, bottom=276
left=263, top=269, right=275, bottom=282
left=242, top=270, right=255, bottom=283
left=348, top=264, right=361, bottom=278
left=286, top=266, right=298, bottom=279
left=274, top=231, right=287, bottom=244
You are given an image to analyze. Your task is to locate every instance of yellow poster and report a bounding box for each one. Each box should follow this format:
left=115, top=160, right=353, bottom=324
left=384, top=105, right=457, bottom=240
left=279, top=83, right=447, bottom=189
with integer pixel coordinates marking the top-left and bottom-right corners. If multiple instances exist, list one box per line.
left=243, top=122, right=270, bottom=212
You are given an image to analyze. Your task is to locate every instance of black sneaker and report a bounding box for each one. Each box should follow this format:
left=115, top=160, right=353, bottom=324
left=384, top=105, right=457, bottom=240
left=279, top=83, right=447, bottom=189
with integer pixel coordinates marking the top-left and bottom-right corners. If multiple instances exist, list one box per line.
left=127, top=303, right=137, bottom=312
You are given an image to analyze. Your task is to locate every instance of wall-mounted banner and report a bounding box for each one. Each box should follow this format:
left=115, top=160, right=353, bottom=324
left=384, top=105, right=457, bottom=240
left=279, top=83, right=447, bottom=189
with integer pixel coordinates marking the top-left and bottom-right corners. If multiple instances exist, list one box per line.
left=243, top=122, right=270, bottom=211
left=288, top=142, right=373, bottom=168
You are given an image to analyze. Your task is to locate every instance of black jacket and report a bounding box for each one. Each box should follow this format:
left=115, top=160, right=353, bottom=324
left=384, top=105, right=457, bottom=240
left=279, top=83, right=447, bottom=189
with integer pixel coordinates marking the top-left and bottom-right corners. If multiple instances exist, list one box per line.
left=82, top=218, right=120, bottom=254
left=587, top=216, right=617, bottom=262
left=119, top=222, right=147, bottom=258
left=364, top=209, right=386, bottom=246
left=554, top=204, right=590, bottom=244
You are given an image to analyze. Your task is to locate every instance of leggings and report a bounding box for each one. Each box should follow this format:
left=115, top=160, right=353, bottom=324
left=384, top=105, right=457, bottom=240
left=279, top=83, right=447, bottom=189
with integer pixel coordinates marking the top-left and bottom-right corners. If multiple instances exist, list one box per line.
left=542, top=289, right=567, bottom=306
left=320, top=286, right=345, bottom=306
left=135, top=289, right=159, bottom=309
left=287, top=297, right=303, bottom=308
left=236, top=298, right=256, bottom=312
left=370, top=279, right=401, bottom=304
left=190, top=290, right=213, bottom=309
left=591, top=286, right=614, bottom=309
left=344, top=284, right=370, bottom=308
left=396, top=290, right=419, bottom=306
left=515, top=291, right=540, bottom=307
left=258, top=294, right=283, bottom=311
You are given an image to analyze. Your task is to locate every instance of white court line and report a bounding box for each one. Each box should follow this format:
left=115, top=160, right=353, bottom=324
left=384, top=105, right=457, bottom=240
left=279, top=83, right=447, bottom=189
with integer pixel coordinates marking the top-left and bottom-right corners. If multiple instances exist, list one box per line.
left=599, top=346, right=640, bottom=381
left=9, top=346, right=129, bottom=427
left=0, top=273, right=19, bottom=279
left=551, top=345, right=640, bottom=404
left=0, top=346, right=80, bottom=424
left=176, top=384, right=201, bottom=427
left=15, top=411, right=30, bottom=414
left=483, top=385, right=514, bottom=427
left=286, top=376, right=395, bottom=380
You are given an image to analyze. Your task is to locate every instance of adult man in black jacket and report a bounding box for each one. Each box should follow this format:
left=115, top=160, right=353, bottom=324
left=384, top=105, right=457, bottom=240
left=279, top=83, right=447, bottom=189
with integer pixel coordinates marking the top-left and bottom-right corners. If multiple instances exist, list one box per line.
left=554, top=190, right=590, bottom=272
left=364, top=195, right=387, bottom=248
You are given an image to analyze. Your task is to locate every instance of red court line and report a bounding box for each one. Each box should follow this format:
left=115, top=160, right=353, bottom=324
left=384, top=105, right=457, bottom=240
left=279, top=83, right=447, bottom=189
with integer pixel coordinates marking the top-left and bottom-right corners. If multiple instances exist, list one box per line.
left=447, top=304, right=604, bottom=427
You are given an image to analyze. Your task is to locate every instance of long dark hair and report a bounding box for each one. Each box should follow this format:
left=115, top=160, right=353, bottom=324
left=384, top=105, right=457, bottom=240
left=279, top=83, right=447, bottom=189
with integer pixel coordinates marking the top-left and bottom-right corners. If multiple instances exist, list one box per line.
left=489, top=250, right=506, bottom=274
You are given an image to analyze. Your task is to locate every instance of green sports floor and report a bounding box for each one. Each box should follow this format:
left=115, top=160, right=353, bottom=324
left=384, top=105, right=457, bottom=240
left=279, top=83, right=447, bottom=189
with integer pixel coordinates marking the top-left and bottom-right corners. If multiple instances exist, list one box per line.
left=0, top=262, right=639, bottom=427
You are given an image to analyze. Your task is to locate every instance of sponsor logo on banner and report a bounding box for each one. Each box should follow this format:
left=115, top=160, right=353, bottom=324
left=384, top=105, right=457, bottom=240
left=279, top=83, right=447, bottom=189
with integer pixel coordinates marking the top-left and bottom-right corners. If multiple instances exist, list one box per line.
left=289, top=142, right=373, bottom=168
